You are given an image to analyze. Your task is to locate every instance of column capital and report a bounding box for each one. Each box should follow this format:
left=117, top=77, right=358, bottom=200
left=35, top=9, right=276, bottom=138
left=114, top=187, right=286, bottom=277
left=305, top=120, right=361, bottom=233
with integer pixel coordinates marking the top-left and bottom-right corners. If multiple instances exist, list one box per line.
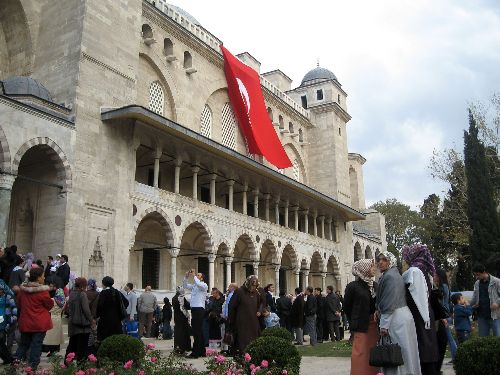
left=274, top=265, right=281, bottom=272
left=303, top=208, right=309, bottom=215
left=252, top=261, right=260, bottom=268
left=290, top=205, right=299, bottom=212
left=208, top=254, right=216, bottom=262
left=303, top=269, right=310, bottom=277
left=312, top=210, right=318, bottom=219
left=191, top=165, right=200, bottom=173
left=226, top=179, right=235, bottom=187
left=252, top=188, right=259, bottom=195
left=264, top=193, right=271, bottom=200
left=319, top=215, right=326, bottom=221
left=0, top=174, right=16, bottom=190
left=326, top=216, right=332, bottom=224
left=174, top=158, right=183, bottom=167
left=224, top=256, right=233, bottom=264
left=320, top=272, right=327, bottom=278
left=284, top=199, right=289, bottom=206
left=210, top=173, right=217, bottom=181
left=168, top=249, right=179, bottom=258
left=153, top=146, right=162, bottom=159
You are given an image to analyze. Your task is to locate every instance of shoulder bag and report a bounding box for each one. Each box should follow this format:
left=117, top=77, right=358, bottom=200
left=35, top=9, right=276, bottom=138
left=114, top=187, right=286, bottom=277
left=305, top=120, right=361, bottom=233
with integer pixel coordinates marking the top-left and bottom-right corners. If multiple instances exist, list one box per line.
left=369, top=334, right=404, bottom=368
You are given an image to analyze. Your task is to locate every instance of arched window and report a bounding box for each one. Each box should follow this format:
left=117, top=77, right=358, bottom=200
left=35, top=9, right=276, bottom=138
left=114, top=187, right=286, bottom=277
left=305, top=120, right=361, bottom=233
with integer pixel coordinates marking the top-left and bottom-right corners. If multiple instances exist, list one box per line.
left=148, top=81, right=164, bottom=115
left=142, top=24, right=153, bottom=39
left=289, top=122, right=294, bottom=133
left=200, top=105, right=212, bottom=138
left=163, top=38, right=173, bottom=55
left=293, top=158, right=300, bottom=181
left=298, top=128, right=304, bottom=142
left=183, top=51, right=192, bottom=69
left=221, top=103, right=237, bottom=150
left=267, top=107, right=273, bottom=122
left=278, top=115, right=284, bottom=129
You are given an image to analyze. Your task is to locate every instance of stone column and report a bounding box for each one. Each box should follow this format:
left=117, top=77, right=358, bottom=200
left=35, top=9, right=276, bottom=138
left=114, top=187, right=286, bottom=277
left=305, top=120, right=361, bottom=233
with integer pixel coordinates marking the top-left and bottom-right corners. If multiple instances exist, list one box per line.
left=252, top=261, right=260, bottom=278
left=313, top=212, right=318, bottom=237
left=284, top=200, right=289, bottom=228
left=225, top=256, right=233, bottom=285
left=227, top=180, right=234, bottom=211
left=242, top=184, right=248, bottom=215
left=321, top=272, right=327, bottom=292
left=191, top=166, right=200, bottom=200
left=0, top=173, right=15, bottom=247
left=169, top=254, right=177, bottom=290
left=303, top=209, right=309, bottom=233
left=153, top=147, right=162, bottom=188
left=294, top=271, right=300, bottom=289
left=253, top=189, right=259, bottom=218
left=174, top=159, right=182, bottom=194
left=327, top=218, right=333, bottom=241
left=264, top=194, right=270, bottom=221
left=274, top=266, right=280, bottom=296
left=210, top=173, right=217, bottom=205
left=208, top=254, right=216, bottom=291
left=303, top=269, right=310, bottom=287
left=320, top=216, right=325, bottom=239
left=274, top=198, right=280, bottom=225
left=293, top=207, right=299, bottom=231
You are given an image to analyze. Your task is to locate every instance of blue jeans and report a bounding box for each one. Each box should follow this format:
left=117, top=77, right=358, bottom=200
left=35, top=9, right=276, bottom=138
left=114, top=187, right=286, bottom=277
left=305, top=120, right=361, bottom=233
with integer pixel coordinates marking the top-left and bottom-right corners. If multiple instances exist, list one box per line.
left=16, top=332, right=46, bottom=369
left=456, top=330, right=470, bottom=344
left=445, top=318, right=457, bottom=359
left=477, top=317, right=500, bottom=337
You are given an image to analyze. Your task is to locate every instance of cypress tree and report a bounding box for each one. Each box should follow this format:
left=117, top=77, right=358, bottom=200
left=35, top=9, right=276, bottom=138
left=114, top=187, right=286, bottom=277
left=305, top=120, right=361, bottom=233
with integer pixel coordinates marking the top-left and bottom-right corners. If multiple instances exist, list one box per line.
left=463, top=110, right=500, bottom=274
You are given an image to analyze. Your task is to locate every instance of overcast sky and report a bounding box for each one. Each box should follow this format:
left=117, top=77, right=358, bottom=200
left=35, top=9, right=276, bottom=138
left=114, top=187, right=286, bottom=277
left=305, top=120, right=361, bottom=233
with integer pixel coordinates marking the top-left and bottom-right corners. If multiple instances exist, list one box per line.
left=171, top=0, right=500, bottom=209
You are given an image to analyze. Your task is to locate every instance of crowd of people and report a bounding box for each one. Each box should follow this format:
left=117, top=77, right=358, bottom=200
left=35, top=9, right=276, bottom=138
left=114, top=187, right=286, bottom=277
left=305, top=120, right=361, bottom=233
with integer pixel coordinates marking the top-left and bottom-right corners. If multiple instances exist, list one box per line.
left=0, top=243, right=498, bottom=375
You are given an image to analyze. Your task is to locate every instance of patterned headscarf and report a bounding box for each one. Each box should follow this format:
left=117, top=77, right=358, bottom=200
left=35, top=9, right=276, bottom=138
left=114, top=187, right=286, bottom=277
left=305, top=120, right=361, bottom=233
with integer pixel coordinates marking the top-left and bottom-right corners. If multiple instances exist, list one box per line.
left=87, top=278, right=97, bottom=291
left=402, top=243, right=436, bottom=276
left=377, top=250, right=398, bottom=269
left=352, top=259, right=375, bottom=296
left=53, top=288, right=66, bottom=308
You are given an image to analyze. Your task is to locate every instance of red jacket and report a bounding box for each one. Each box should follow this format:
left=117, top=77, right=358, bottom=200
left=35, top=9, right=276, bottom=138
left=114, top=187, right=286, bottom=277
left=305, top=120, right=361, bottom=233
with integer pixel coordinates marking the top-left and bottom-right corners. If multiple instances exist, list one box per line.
left=17, top=282, right=54, bottom=332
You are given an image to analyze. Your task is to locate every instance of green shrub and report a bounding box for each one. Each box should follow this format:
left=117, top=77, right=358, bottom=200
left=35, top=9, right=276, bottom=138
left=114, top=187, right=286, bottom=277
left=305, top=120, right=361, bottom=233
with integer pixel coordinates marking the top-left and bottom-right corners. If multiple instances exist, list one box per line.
left=97, top=334, right=145, bottom=364
left=454, top=336, right=500, bottom=375
left=246, top=336, right=301, bottom=375
left=261, top=326, right=293, bottom=341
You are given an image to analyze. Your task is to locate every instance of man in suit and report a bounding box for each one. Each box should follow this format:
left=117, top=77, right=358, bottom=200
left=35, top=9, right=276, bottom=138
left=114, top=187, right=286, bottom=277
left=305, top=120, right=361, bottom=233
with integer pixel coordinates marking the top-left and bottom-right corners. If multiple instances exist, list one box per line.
left=325, top=285, right=342, bottom=341
left=314, top=287, right=325, bottom=343
left=55, top=255, right=70, bottom=287
left=290, top=287, right=304, bottom=345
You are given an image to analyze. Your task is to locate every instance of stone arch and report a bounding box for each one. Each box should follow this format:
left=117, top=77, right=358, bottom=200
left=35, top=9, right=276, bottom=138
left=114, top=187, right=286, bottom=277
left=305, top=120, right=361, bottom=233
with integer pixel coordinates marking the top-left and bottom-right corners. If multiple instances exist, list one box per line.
left=259, top=239, right=279, bottom=286
left=179, top=219, right=214, bottom=254
left=0, top=126, right=11, bottom=173
left=232, top=233, right=258, bottom=285
left=131, top=207, right=175, bottom=248
left=0, top=0, right=34, bottom=78
left=214, top=240, right=230, bottom=291
left=283, top=143, right=307, bottom=184
left=138, top=53, right=177, bottom=121
left=311, top=251, right=326, bottom=272
left=12, top=137, right=72, bottom=190
left=233, top=233, right=257, bottom=260
left=279, top=244, right=298, bottom=293
left=326, top=255, right=342, bottom=291
left=354, top=241, right=363, bottom=262
left=365, top=245, right=373, bottom=259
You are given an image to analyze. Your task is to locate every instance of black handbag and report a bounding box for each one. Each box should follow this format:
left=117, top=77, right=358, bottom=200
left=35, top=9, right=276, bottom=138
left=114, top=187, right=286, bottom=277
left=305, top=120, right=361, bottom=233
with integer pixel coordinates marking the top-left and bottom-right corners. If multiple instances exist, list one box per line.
left=369, top=335, right=404, bottom=368
left=430, top=288, right=449, bottom=320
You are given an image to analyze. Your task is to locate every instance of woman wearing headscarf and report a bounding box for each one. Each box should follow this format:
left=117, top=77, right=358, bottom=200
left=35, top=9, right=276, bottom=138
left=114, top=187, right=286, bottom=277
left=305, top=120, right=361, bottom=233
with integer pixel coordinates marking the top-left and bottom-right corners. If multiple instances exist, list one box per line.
left=402, top=244, right=439, bottom=375
left=42, top=281, right=65, bottom=357
left=161, top=297, right=173, bottom=339
left=95, top=276, right=129, bottom=343
left=344, top=259, right=378, bottom=375
left=376, top=251, right=421, bottom=375
left=228, top=275, right=263, bottom=353
left=172, top=286, right=192, bottom=354
left=85, top=278, right=99, bottom=353
left=66, top=277, right=93, bottom=362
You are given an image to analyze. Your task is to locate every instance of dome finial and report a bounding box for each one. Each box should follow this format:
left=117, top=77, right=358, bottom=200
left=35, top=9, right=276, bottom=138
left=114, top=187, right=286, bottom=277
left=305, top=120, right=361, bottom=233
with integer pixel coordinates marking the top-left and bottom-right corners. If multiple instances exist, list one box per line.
left=317, top=58, right=320, bottom=68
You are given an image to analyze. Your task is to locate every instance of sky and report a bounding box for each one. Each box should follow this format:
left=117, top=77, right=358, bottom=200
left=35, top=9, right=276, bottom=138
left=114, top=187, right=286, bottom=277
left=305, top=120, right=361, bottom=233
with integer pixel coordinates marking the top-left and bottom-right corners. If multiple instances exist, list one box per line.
left=169, top=0, right=500, bottom=209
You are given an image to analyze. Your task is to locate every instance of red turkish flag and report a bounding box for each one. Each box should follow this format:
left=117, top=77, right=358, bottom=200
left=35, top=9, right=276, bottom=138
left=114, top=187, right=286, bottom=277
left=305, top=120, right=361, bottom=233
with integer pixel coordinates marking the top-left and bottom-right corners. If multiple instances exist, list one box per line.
left=221, top=45, right=292, bottom=169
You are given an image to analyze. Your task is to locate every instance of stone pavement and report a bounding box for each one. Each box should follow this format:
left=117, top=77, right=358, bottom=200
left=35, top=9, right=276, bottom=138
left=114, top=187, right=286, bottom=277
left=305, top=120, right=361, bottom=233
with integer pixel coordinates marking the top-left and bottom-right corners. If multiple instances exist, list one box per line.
left=33, top=335, right=456, bottom=375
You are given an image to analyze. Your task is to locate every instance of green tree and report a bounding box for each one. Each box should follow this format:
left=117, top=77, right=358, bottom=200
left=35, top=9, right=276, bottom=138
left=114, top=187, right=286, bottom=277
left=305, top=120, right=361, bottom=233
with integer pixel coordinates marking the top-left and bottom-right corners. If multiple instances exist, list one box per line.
left=464, top=110, right=500, bottom=274
left=370, top=198, right=420, bottom=266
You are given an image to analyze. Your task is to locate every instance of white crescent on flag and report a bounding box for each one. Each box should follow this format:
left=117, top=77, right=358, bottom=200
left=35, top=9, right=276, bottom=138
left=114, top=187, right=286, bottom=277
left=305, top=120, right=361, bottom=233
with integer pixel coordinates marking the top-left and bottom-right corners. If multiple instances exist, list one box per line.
left=236, top=77, right=250, bottom=114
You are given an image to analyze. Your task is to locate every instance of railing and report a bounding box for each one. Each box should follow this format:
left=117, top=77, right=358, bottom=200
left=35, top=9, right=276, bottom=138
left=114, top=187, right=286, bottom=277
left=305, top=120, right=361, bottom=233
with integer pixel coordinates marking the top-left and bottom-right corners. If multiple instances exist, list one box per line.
left=260, top=77, right=310, bottom=119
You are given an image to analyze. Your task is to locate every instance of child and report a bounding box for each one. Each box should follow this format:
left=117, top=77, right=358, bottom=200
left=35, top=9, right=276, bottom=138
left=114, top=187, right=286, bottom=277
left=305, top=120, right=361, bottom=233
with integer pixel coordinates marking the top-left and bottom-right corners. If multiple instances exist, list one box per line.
left=263, top=307, right=280, bottom=329
left=451, top=293, right=473, bottom=344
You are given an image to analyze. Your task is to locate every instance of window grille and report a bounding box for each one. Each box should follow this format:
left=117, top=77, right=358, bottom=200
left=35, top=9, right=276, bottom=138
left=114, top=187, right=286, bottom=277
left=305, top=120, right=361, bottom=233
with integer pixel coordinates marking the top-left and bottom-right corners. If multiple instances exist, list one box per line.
left=200, top=105, right=212, bottom=138
left=221, top=103, right=237, bottom=150
left=148, top=81, right=164, bottom=115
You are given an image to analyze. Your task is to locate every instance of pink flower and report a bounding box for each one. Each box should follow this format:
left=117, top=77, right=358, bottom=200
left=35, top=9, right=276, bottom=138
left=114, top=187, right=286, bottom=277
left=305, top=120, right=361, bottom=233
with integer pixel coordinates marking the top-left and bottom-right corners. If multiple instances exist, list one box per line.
left=60, top=364, right=66, bottom=369
left=23, top=367, right=33, bottom=373
left=244, top=353, right=252, bottom=362
left=146, top=343, right=156, bottom=350
left=66, top=352, right=76, bottom=363
left=281, top=371, right=288, bottom=375
left=109, top=373, right=114, bottom=375
left=206, top=348, right=217, bottom=356
left=139, top=371, right=145, bottom=375
left=377, top=373, right=384, bottom=375
left=124, top=360, right=134, bottom=369
left=251, top=366, right=260, bottom=375
left=250, top=364, right=256, bottom=370
left=261, top=360, right=269, bottom=368
left=88, top=354, right=97, bottom=362
left=215, top=355, right=226, bottom=364
left=76, top=371, right=85, bottom=375
left=149, top=357, right=158, bottom=363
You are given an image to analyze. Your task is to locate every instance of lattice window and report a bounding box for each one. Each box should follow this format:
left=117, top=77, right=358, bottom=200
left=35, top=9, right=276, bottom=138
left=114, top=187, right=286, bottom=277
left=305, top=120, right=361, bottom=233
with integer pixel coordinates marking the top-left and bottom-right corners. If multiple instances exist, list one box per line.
left=293, top=158, right=300, bottom=181
left=200, top=105, right=212, bottom=138
left=149, top=81, right=164, bottom=115
left=221, top=103, right=237, bottom=150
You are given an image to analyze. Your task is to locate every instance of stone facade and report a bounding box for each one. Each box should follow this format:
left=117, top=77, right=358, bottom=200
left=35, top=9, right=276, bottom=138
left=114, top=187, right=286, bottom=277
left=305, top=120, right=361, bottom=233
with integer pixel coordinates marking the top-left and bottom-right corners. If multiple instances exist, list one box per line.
left=0, top=0, right=386, bottom=294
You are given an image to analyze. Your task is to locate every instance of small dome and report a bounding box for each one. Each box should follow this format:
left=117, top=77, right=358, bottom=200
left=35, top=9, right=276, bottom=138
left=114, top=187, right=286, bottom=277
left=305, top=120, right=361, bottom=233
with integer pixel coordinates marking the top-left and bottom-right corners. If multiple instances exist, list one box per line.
left=300, top=67, right=338, bottom=86
left=2, top=76, right=53, bottom=102
left=168, top=4, right=200, bottom=26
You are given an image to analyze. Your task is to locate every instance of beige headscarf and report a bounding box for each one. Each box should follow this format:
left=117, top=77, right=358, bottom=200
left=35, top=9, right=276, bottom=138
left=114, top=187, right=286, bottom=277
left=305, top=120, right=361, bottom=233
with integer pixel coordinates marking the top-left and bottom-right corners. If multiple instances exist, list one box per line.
left=352, top=259, right=375, bottom=297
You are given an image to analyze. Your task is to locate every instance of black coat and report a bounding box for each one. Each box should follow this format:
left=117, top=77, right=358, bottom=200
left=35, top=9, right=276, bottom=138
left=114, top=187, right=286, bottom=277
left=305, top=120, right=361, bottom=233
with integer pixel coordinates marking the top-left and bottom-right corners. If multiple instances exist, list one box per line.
left=276, top=296, right=292, bottom=317
left=265, top=292, right=277, bottom=313
left=172, top=293, right=192, bottom=352
left=304, top=294, right=317, bottom=316
left=316, top=294, right=326, bottom=319
left=343, top=280, right=377, bottom=332
left=56, top=263, right=70, bottom=287
left=290, top=295, right=304, bottom=328
left=96, top=287, right=129, bottom=342
left=325, top=292, right=342, bottom=322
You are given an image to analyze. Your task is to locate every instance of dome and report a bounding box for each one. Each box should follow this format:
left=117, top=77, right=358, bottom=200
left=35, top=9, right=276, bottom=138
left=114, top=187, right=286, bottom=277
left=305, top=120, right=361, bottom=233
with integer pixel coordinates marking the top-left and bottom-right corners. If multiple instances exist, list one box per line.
left=168, top=4, right=200, bottom=26
left=2, top=76, right=53, bottom=102
left=300, top=66, right=338, bottom=86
